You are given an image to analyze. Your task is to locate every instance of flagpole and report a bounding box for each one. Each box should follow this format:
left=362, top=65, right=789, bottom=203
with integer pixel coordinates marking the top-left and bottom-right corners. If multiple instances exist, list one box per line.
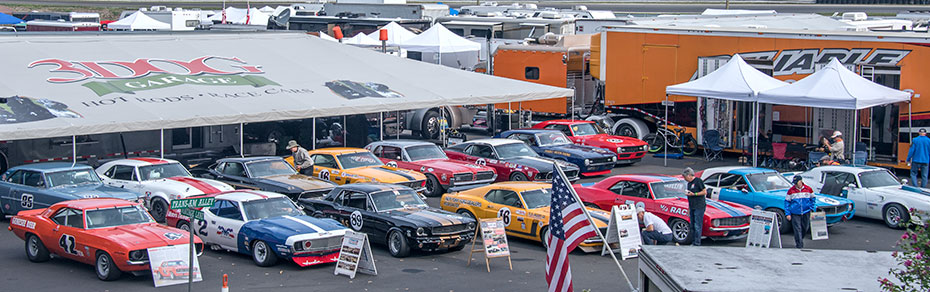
left=553, top=163, right=637, bottom=292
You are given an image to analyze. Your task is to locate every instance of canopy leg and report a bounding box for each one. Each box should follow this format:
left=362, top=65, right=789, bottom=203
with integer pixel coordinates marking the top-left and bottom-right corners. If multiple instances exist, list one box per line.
left=312, top=118, right=317, bottom=150
left=71, top=135, right=76, bottom=167
left=664, top=94, right=668, bottom=167
left=160, top=129, right=164, bottom=159
left=753, top=101, right=759, bottom=167
left=239, top=123, right=244, bottom=158
left=380, top=112, right=384, bottom=141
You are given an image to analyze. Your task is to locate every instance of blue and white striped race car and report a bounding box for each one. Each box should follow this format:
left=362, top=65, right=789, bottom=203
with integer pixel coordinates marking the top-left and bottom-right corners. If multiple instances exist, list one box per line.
left=166, top=190, right=348, bottom=267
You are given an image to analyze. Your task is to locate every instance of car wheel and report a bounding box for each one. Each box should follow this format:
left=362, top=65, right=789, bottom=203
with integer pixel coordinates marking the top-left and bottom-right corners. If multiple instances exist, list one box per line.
left=583, top=202, right=602, bottom=210
left=96, top=252, right=122, bottom=281
left=510, top=172, right=528, bottom=181
left=539, top=226, right=550, bottom=249
left=252, top=240, right=278, bottom=267
left=669, top=218, right=692, bottom=244
left=388, top=230, right=411, bottom=258
left=420, top=110, right=441, bottom=139
left=424, top=174, right=443, bottom=197
left=767, top=208, right=790, bottom=234
left=25, top=234, right=49, bottom=262
left=456, top=209, right=476, bottom=221
left=150, top=198, right=169, bottom=223
left=883, top=204, right=910, bottom=229
left=176, top=221, right=191, bottom=232
left=615, top=123, right=638, bottom=138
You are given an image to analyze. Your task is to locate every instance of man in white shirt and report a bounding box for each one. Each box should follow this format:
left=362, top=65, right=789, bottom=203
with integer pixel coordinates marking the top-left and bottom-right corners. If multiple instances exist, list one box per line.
left=638, top=207, right=674, bottom=245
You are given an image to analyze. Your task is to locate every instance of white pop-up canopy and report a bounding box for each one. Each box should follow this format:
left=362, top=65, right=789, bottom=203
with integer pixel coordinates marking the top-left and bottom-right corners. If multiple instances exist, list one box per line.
left=401, top=23, right=481, bottom=53
left=343, top=32, right=381, bottom=46
left=318, top=31, right=338, bottom=42
left=208, top=7, right=270, bottom=26
left=666, top=54, right=787, bottom=101
left=0, top=32, right=571, bottom=141
left=108, top=11, right=171, bottom=31
left=368, top=21, right=417, bottom=45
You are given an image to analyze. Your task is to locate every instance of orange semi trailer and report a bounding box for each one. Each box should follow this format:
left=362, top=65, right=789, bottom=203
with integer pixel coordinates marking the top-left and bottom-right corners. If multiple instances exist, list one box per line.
left=590, top=26, right=930, bottom=169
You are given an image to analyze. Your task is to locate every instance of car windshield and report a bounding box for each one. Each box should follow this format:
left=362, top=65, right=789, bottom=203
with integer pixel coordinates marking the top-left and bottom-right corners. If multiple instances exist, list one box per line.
left=242, top=197, right=304, bottom=220
left=338, top=152, right=384, bottom=169
left=85, top=205, right=154, bottom=229
left=46, top=169, right=101, bottom=188
left=405, top=144, right=448, bottom=161
left=370, top=189, right=427, bottom=211
left=859, top=170, right=900, bottom=188
left=747, top=172, right=792, bottom=192
left=139, top=163, right=191, bottom=181
left=495, top=142, right=539, bottom=159
left=651, top=181, right=688, bottom=199
left=246, top=160, right=296, bottom=177
left=570, top=123, right=605, bottom=136
left=536, top=132, right=572, bottom=146
left=521, top=188, right=552, bottom=209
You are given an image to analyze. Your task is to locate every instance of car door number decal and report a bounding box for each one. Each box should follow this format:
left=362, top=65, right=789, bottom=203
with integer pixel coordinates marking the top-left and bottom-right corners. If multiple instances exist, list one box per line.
left=20, top=193, right=33, bottom=209
left=350, top=211, right=363, bottom=230
left=319, top=169, right=331, bottom=181
left=197, top=220, right=209, bottom=237
left=476, top=158, right=487, bottom=166
left=497, top=207, right=511, bottom=226
left=386, top=161, right=398, bottom=168
left=58, top=234, right=83, bottom=256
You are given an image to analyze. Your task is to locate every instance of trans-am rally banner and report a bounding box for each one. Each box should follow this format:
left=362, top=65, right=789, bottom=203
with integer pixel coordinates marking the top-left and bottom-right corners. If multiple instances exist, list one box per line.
left=0, top=33, right=571, bottom=140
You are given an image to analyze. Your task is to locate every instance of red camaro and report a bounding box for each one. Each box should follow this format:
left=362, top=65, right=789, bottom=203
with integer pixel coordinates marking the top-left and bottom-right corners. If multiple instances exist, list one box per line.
left=573, top=174, right=752, bottom=244
left=532, top=120, right=647, bottom=164
left=9, top=198, right=203, bottom=281
left=365, top=140, right=497, bottom=197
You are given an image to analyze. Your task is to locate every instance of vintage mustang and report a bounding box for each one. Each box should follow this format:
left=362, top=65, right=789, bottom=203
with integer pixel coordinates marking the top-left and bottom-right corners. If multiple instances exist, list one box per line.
left=444, top=139, right=580, bottom=182
left=700, top=167, right=856, bottom=233
left=364, top=140, right=497, bottom=197
left=9, top=198, right=203, bottom=281
left=532, top=119, right=648, bottom=164
left=197, top=156, right=337, bottom=201
left=498, top=129, right=617, bottom=176
left=440, top=182, right=608, bottom=252
left=95, top=158, right=234, bottom=222
left=0, top=163, right=141, bottom=217
left=574, top=174, right=753, bottom=244
left=305, top=148, right=427, bottom=193
left=166, top=190, right=348, bottom=267
left=299, top=183, right=476, bottom=257
left=789, top=165, right=930, bottom=229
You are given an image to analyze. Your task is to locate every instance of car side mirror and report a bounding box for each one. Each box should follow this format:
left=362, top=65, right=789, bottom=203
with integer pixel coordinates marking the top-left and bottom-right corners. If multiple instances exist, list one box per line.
left=740, top=188, right=748, bottom=193
left=847, top=183, right=856, bottom=189
left=901, top=179, right=908, bottom=185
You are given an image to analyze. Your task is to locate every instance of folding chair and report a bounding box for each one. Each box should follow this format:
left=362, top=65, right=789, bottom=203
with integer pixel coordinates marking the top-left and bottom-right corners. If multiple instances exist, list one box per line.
left=703, top=130, right=724, bottom=161
left=771, top=143, right=788, bottom=169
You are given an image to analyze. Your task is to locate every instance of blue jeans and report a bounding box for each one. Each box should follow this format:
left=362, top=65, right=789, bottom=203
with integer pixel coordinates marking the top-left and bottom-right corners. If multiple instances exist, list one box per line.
left=641, top=230, right=673, bottom=245
left=911, top=162, right=928, bottom=188
left=790, top=212, right=811, bottom=249
left=689, top=207, right=704, bottom=246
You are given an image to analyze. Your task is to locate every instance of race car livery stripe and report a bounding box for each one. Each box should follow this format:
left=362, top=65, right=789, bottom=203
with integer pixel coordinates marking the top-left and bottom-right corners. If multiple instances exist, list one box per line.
left=706, top=200, right=745, bottom=217
left=282, top=215, right=325, bottom=232
left=167, top=177, right=222, bottom=194
left=375, top=167, right=416, bottom=181
left=129, top=157, right=170, bottom=164
left=415, top=209, right=458, bottom=226
left=588, top=211, right=609, bottom=223
left=392, top=209, right=448, bottom=226
left=238, top=190, right=270, bottom=199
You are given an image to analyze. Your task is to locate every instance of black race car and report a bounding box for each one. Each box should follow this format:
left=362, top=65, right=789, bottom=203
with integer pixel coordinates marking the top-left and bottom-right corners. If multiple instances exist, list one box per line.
left=298, top=183, right=476, bottom=257
left=195, top=156, right=337, bottom=200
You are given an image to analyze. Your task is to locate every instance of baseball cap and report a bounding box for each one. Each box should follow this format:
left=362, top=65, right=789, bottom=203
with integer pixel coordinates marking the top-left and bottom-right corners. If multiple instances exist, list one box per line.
left=831, top=131, right=842, bottom=138
left=792, top=176, right=803, bottom=183
left=636, top=206, right=646, bottom=213
left=920, top=128, right=927, bottom=134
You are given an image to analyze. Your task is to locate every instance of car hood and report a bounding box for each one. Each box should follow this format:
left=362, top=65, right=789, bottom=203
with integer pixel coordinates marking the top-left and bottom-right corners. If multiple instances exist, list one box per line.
left=577, top=134, right=647, bottom=147
left=249, top=215, right=347, bottom=238
left=261, top=174, right=337, bottom=192
left=876, top=185, right=930, bottom=203
left=349, top=166, right=424, bottom=183
left=145, top=177, right=233, bottom=196
left=657, top=197, right=751, bottom=218
left=814, top=193, right=853, bottom=207
left=501, top=156, right=576, bottom=172
left=93, top=223, right=197, bottom=249
left=540, top=144, right=615, bottom=158
left=53, top=184, right=140, bottom=200
left=412, top=159, right=493, bottom=174
left=382, top=207, right=473, bottom=227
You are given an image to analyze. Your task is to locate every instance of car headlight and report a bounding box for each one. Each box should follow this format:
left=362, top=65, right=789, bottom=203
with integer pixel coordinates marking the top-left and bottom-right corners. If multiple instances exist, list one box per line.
left=712, top=219, right=720, bottom=227
left=129, top=250, right=147, bottom=261
left=617, top=147, right=622, bottom=153
left=584, top=159, right=591, bottom=165
left=467, top=222, right=476, bottom=230
left=416, top=227, right=427, bottom=237
left=847, top=203, right=853, bottom=211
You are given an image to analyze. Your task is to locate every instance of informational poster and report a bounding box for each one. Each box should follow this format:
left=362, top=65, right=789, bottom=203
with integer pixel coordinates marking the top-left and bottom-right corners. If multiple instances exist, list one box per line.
left=810, top=211, right=829, bottom=240
left=602, top=204, right=642, bottom=259
left=746, top=209, right=782, bottom=248
left=147, top=244, right=202, bottom=287
left=480, top=219, right=511, bottom=258
left=334, top=230, right=377, bottom=279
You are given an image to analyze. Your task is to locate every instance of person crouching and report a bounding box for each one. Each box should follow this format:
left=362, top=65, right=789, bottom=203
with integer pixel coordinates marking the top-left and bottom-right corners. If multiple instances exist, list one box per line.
left=638, top=207, right=674, bottom=245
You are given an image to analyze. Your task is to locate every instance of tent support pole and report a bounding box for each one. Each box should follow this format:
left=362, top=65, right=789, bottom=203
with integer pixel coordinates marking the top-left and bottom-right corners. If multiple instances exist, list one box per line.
left=508, top=103, right=512, bottom=131
left=753, top=101, right=759, bottom=167
left=664, top=94, right=668, bottom=167
left=380, top=112, right=384, bottom=141
left=519, top=102, right=523, bottom=128
left=343, top=116, right=347, bottom=147
left=397, top=111, right=401, bottom=139
left=312, top=118, right=317, bottom=150
left=160, top=129, right=164, bottom=159
left=71, top=135, right=77, bottom=168
left=853, top=110, right=858, bottom=163
left=239, top=123, right=244, bottom=158
left=910, top=102, right=914, bottom=143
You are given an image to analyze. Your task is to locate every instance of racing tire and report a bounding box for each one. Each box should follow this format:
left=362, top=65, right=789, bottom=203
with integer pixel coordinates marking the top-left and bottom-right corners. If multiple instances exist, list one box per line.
left=668, top=218, right=693, bottom=245
left=25, top=234, right=50, bottom=263
left=424, top=174, right=444, bottom=197
left=176, top=221, right=191, bottom=232
left=252, top=240, right=278, bottom=267
left=767, top=208, right=790, bottom=234
left=510, top=172, right=529, bottom=181
left=420, top=110, right=441, bottom=140
left=150, top=198, right=169, bottom=223
left=883, top=204, right=910, bottom=229
left=456, top=209, right=477, bottom=221
left=681, top=136, right=698, bottom=156
left=583, top=202, right=602, bottom=210
left=645, top=133, right=665, bottom=153
left=614, top=123, right=638, bottom=138
left=96, top=252, right=122, bottom=281
left=388, top=230, right=411, bottom=258
left=539, top=226, right=550, bottom=249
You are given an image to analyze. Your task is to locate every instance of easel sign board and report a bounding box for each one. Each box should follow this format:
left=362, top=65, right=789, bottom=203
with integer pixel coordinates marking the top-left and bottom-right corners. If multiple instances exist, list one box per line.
left=480, top=219, right=510, bottom=258
left=147, top=244, right=202, bottom=287
left=334, top=230, right=378, bottom=279
left=601, top=204, right=642, bottom=259
left=746, top=209, right=781, bottom=248
left=811, top=211, right=829, bottom=240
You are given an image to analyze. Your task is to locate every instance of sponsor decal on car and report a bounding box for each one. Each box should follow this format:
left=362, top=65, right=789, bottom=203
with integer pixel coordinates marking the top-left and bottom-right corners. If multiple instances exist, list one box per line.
left=446, top=197, right=481, bottom=207
left=163, top=232, right=183, bottom=240
left=659, top=205, right=689, bottom=216
left=11, top=217, right=36, bottom=229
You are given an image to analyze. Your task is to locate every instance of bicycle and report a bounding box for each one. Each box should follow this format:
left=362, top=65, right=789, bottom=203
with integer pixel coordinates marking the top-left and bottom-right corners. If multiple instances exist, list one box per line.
left=643, top=122, right=698, bottom=156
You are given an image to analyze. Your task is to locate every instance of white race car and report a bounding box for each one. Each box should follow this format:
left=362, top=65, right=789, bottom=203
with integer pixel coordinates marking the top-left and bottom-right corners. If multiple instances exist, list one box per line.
left=96, top=158, right=234, bottom=222
left=792, top=165, right=930, bottom=228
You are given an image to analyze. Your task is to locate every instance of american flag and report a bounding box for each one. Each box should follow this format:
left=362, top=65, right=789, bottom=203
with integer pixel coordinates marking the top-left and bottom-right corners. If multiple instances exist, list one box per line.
left=546, top=163, right=598, bottom=292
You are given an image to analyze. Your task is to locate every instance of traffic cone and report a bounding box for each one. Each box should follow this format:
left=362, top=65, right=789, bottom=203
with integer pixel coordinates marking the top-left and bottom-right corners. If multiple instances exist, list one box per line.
left=221, top=274, right=229, bottom=292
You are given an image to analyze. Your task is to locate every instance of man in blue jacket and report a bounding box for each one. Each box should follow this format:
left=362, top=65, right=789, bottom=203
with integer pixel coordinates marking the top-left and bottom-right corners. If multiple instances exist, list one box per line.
left=786, top=176, right=816, bottom=248
left=907, top=128, right=930, bottom=188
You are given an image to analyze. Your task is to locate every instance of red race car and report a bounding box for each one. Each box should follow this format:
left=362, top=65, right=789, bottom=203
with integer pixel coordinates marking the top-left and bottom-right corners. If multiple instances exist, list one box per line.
left=532, top=119, right=648, bottom=164
left=573, top=174, right=752, bottom=244
left=8, top=198, right=203, bottom=281
left=365, top=140, right=497, bottom=197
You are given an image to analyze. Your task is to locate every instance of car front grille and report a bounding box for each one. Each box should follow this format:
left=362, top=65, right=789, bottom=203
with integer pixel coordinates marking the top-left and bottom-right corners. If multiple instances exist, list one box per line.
left=400, top=180, right=425, bottom=189
left=564, top=170, right=579, bottom=179
left=535, top=172, right=553, bottom=180
left=296, top=236, right=343, bottom=253
left=475, top=171, right=495, bottom=181
left=589, top=157, right=614, bottom=164
left=716, top=215, right=750, bottom=227
left=453, top=173, right=473, bottom=182
left=432, top=224, right=471, bottom=235
left=621, top=146, right=643, bottom=153
left=818, top=204, right=848, bottom=216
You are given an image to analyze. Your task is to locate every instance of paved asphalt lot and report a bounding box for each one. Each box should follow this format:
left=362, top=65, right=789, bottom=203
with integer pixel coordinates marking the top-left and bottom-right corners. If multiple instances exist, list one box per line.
left=0, top=152, right=906, bottom=292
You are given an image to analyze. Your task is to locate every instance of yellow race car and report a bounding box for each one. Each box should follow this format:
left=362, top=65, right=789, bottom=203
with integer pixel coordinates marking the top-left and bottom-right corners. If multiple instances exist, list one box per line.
left=440, top=182, right=609, bottom=252
left=296, top=148, right=428, bottom=193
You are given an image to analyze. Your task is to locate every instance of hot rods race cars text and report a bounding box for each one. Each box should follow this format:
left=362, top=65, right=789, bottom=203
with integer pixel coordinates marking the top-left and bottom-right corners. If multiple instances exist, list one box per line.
left=365, top=140, right=497, bottom=197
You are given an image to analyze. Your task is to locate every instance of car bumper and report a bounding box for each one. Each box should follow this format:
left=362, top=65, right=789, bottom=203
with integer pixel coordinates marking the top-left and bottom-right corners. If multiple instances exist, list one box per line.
left=411, top=233, right=474, bottom=251
left=615, top=150, right=646, bottom=160
left=447, top=177, right=497, bottom=192
left=290, top=252, right=340, bottom=267
left=705, top=226, right=750, bottom=240
left=577, top=239, right=604, bottom=253
left=826, top=209, right=855, bottom=225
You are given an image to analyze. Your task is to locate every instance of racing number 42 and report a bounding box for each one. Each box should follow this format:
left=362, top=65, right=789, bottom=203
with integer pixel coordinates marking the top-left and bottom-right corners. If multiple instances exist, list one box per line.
left=58, top=234, right=78, bottom=255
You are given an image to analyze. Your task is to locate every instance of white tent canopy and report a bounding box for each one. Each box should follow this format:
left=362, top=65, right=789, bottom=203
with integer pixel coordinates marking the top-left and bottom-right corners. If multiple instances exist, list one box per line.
left=108, top=11, right=171, bottom=31
left=0, top=32, right=571, bottom=141
left=319, top=31, right=338, bottom=42
left=757, top=58, right=911, bottom=110
left=400, top=23, right=481, bottom=53
left=208, top=7, right=270, bottom=26
left=666, top=54, right=787, bottom=101
left=343, top=32, right=381, bottom=46
left=367, top=21, right=417, bottom=45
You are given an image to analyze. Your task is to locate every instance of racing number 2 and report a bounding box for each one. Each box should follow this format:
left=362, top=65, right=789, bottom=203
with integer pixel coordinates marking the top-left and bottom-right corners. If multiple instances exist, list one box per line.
left=197, top=220, right=209, bottom=237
